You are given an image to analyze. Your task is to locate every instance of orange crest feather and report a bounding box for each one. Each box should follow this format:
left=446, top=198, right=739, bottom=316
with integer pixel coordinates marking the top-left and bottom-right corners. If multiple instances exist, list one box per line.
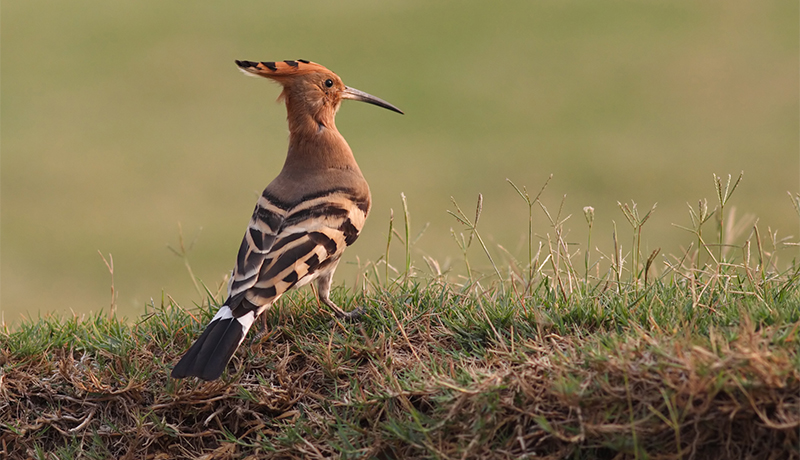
left=235, top=59, right=330, bottom=80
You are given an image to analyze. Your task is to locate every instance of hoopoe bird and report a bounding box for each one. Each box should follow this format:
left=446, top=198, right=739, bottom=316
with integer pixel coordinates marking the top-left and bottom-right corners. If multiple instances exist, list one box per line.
left=171, top=59, right=402, bottom=381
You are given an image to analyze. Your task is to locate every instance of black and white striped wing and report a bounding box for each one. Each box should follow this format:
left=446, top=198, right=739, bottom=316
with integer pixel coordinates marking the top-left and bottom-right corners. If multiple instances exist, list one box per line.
left=233, top=188, right=367, bottom=308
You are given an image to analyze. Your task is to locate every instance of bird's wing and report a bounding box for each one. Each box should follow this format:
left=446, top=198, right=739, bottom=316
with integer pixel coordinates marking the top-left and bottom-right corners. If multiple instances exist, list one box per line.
left=227, top=187, right=369, bottom=317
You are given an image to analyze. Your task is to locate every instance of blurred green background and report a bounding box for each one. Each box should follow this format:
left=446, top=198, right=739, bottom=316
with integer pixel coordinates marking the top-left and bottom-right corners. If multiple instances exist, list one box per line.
left=2, top=1, right=798, bottom=325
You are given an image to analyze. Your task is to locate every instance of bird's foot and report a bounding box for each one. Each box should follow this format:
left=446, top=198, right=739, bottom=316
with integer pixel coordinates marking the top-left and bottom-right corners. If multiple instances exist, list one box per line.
left=250, top=315, right=272, bottom=343
left=335, top=306, right=366, bottom=321
left=251, top=328, right=271, bottom=343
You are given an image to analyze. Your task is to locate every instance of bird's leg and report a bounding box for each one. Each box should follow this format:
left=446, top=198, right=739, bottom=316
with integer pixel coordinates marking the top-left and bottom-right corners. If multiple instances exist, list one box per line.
left=250, top=311, right=271, bottom=342
left=317, top=270, right=364, bottom=320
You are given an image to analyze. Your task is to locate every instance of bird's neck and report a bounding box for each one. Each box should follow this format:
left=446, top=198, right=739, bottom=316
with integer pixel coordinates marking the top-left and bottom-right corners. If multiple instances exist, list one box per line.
left=281, top=99, right=361, bottom=173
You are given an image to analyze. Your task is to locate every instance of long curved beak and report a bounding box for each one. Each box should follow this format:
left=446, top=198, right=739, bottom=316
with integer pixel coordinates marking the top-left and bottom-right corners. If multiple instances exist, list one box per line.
left=342, top=86, right=404, bottom=114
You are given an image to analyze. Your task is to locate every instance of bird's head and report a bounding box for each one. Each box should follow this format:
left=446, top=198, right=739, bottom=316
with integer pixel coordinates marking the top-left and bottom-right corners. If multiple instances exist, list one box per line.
left=235, top=60, right=402, bottom=132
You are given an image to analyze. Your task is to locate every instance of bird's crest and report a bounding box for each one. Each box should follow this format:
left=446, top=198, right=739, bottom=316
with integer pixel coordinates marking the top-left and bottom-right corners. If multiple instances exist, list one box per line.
left=235, top=59, right=329, bottom=80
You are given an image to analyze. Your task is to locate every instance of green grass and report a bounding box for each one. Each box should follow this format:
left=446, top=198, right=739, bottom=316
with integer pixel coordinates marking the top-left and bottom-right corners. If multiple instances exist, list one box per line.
left=3, top=178, right=799, bottom=459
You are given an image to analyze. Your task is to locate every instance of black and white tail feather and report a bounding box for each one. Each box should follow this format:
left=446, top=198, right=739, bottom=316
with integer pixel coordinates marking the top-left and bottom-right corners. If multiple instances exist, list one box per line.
left=171, top=188, right=369, bottom=381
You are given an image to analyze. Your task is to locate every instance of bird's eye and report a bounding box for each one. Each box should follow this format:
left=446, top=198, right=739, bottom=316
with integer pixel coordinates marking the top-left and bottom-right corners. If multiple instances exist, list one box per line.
left=324, top=79, right=334, bottom=88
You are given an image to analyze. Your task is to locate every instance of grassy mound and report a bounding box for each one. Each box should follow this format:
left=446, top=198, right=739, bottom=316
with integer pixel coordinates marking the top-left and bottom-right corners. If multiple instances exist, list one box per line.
left=3, top=179, right=799, bottom=459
